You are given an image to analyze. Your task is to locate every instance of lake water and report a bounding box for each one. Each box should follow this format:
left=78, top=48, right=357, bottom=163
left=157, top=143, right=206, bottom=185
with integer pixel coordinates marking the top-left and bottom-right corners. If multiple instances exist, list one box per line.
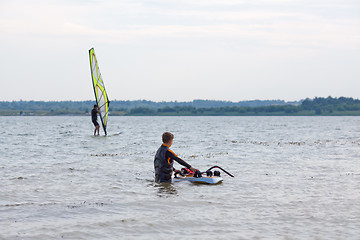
left=0, top=116, right=359, bottom=239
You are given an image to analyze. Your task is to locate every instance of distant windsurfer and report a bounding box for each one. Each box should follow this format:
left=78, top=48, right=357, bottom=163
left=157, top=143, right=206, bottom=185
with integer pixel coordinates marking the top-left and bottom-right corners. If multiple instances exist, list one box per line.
left=91, top=105, right=100, bottom=136
left=154, top=132, right=198, bottom=183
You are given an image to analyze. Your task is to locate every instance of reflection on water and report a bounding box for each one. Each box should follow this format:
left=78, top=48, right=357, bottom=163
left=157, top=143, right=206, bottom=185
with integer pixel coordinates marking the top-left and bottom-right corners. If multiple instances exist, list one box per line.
left=0, top=116, right=360, bottom=239
left=154, top=183, right=178, bottom=197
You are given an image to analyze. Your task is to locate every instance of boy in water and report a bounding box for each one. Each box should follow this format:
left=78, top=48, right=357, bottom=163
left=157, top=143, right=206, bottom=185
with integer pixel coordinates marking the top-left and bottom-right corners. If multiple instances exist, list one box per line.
left=91, top=105, right=100, bottom=136
left=154, top=132, right=198, bottom=183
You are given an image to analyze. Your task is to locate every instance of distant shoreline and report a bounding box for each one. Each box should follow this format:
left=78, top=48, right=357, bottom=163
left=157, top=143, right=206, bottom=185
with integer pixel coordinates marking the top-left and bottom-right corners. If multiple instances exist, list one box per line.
left=3, top=113, right=359, bottom=116
left=1, top=97, right=360, bottom=116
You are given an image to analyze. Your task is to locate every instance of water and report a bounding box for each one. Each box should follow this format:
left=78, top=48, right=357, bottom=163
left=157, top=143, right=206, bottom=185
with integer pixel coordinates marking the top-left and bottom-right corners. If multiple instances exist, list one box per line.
left=1, top=116, right=359, bottom=239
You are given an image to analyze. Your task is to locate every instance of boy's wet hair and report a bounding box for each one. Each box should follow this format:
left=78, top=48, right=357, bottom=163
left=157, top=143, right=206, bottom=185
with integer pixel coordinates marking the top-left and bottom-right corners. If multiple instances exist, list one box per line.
left=94, top=105, right=98, bottom=108
left=162, top=132, right=174, bottom=143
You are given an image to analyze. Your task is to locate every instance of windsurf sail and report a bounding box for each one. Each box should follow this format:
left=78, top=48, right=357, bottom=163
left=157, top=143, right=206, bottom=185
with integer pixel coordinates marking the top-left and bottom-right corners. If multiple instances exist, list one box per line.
left=89, top=48, right=110, bottom=135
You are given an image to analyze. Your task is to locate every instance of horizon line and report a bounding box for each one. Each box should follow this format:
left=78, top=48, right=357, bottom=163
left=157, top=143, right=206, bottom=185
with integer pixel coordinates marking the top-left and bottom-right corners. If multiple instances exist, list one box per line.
left=1, top=96, right=356, bottom=103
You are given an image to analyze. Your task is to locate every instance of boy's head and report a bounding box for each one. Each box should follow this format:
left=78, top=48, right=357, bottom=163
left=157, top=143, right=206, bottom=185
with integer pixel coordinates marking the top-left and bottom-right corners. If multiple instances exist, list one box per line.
left=94, top=105, right=98, bottom=109
left=162, top=132, right=174, bottom=146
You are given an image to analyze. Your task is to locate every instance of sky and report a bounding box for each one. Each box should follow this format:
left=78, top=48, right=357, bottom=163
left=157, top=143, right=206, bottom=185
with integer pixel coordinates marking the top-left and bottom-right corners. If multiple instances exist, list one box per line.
left=0, top=0, right=359, bottom=102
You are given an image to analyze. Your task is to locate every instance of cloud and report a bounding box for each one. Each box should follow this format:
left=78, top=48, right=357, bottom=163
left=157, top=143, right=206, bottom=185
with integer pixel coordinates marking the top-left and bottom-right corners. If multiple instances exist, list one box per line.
left=0, top=0, right=359, bottom=101
left=1, top=0, right=359, bottom=50
left=2, top=20, right=359, bottom=50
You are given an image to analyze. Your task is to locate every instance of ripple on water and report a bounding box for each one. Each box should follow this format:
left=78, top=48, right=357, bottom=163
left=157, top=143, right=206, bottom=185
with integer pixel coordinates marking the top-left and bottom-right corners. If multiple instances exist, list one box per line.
left=0, top=116, right=360, bottom=239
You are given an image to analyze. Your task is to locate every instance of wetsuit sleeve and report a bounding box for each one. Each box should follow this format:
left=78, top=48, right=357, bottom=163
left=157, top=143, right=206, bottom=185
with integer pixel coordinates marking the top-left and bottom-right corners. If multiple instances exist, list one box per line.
left=166, top=149, right=192, bottom=169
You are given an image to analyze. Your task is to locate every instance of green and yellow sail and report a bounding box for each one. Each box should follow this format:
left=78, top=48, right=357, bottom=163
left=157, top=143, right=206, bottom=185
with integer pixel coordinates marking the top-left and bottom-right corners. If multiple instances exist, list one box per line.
left=89, top=48, right=110, bottom=135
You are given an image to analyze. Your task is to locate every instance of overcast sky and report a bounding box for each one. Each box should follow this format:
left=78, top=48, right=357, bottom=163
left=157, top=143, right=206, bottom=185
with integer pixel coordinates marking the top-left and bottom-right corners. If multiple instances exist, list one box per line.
left=0, top=0, right=359, bottom=101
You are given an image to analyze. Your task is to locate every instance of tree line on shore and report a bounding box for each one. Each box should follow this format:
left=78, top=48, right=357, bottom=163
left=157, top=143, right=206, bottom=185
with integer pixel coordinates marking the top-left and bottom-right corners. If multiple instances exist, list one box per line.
left=1, top=97, right=360, bottom=116
left=126, top=97, right=360, bottom=116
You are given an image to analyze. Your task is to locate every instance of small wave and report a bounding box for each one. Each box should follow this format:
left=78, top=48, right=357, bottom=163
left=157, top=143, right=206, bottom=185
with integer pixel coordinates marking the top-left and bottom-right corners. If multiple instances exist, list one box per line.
left=0, top=202, right=57, bottom=207
left=186, top=152, right=229, bottom=159
left=66, top=201, right=106, bottom=209
left=343, top=172, right=360, bottom=176
left=10, top=176, right=27, bottom=180
left=16, top=133, right=36, bottom=136
left=66, top=167, right=87, bottom=173
left=59, top=131, right=74, bottom=135
left=227, top=139, right=360, bottom=147
left=1, top=203, right=34, bottom=207
left=287, top=141, right=306, bottom=146
left=227, top=140, right=270, bottom=146
left=90, top=153, right=119, bottom=157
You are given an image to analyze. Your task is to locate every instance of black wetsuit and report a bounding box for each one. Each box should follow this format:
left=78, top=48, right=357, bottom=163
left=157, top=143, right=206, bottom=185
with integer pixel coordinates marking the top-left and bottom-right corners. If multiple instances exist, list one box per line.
left=91, top=108, right=99, bottom=126
left=154, top=144, right=192, bottom=183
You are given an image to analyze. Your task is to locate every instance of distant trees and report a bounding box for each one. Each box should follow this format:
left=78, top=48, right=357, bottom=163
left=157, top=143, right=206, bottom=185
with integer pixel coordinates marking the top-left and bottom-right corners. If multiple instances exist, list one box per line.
left=1, top=97, right=360, bottom=116
left=125, top=97, right=360, bottom=116
left=129, top=107, right=155, bottom=115
left=301, top=96, right=360, bottom=114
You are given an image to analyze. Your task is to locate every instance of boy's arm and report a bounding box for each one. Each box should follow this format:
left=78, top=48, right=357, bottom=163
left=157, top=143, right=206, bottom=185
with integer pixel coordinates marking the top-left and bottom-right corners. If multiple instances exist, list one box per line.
left=167, top=149, right=192, bottom=169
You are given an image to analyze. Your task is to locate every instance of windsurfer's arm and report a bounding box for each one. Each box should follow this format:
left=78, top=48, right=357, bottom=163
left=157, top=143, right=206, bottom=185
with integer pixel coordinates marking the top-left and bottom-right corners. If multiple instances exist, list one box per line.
left=167, top=150, right=192, bottom=169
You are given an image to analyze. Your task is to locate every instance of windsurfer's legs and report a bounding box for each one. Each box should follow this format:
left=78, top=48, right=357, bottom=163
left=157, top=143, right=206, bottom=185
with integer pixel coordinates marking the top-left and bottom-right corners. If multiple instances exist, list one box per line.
left=96, top=125, right=100, bottom=135
left=92, top=120, right=100, bottom=136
